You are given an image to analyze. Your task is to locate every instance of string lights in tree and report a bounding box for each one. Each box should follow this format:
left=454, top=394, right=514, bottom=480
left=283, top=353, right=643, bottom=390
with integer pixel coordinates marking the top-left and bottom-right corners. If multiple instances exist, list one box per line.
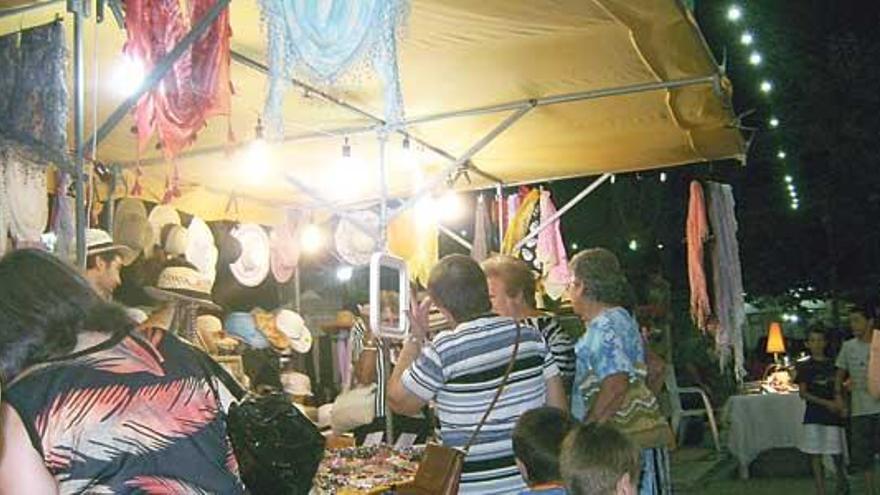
left=725, top=4, right=801, bottom=212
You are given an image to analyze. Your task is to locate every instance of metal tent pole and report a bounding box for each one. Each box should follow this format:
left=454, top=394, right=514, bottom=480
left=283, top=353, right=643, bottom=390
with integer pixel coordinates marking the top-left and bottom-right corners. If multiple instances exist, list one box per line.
left=390, top=103, right=534, bottom=222
left=512, top=173, right=613, bottom=252
left=438, top=224, right=472, bottom=251
left=71, top=0, right=86, bottom=268
left=80, top=0, right=231, bottom=155
left=496, top=184, right=504, bottom=248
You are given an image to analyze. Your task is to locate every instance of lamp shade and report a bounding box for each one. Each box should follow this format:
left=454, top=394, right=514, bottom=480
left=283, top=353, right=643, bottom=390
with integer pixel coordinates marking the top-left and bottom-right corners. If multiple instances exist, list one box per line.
left=766, top=322, right=786, bottom=354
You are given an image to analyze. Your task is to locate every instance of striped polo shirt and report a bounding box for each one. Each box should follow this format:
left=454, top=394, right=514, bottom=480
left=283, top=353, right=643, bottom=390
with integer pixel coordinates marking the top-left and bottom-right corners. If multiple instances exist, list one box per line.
left=401, top=315, right=559, bottom=494
left=524, top=314, right=575, bottom=393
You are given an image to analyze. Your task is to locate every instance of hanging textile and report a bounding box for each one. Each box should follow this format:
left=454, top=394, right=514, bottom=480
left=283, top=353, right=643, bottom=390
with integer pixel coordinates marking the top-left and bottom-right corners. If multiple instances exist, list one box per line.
left=501, top=188, right=540, bottom=257
left=124, top=0, right=232, bottom=159
left=9, top=23, right=68, bottom=155
left=536, top=190, right=572, bottom=300
left=51, top=171, right=75, bottom=262
left=470, top=195, right=491, bottom=262
left=0, top=33, right=18, bottom=134
left=686, top=181, right=711, bottom=331
left=706, top=182, right=747, bottom=381
left=259, top=0, right=409, bottom=137
left=506, top=192, right=521, bottom=231
left=4, top=145, right=48, bottom=246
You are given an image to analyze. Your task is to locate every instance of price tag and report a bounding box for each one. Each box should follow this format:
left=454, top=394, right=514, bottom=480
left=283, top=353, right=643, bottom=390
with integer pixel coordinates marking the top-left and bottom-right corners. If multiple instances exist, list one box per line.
left=364, top=431, right=385, bottom=447
left=394, top=433, right=417, bottom=450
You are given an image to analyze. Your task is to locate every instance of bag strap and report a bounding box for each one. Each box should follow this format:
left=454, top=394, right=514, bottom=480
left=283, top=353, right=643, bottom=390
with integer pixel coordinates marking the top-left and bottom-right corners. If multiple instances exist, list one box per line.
left=462, top=321, right=523, bottom=454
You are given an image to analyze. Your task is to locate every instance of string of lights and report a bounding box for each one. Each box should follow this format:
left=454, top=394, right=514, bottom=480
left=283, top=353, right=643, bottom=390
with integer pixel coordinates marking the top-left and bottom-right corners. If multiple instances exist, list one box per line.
left=726, top=4, right=799, bottom=211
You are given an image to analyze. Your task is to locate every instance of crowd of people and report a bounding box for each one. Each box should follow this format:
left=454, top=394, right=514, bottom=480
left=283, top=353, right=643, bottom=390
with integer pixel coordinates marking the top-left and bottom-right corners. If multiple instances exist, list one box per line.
left=0, top=222, right=678, bottom=494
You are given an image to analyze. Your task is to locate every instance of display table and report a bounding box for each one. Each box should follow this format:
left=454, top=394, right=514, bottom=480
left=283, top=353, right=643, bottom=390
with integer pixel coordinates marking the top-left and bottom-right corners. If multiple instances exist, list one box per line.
left=723, top=392, right=806, bottom=479
left=313, top=445, right=420, bottom=494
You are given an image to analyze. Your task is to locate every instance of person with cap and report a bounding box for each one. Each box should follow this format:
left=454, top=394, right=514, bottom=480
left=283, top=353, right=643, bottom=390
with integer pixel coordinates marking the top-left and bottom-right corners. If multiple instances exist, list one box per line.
left=0, top=249, right=245, bottom=493
left=84, top=228, right=136, bottom=301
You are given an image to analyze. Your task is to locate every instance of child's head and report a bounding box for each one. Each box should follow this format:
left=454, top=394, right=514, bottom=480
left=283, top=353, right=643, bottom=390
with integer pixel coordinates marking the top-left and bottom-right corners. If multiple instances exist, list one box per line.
left=849, top=303, right=876, bottom=338
left=560, top=424, right=641, bottom=495
left=805, top=327, right=828, bottom=358
left=512, top=407, right=575, bottom=486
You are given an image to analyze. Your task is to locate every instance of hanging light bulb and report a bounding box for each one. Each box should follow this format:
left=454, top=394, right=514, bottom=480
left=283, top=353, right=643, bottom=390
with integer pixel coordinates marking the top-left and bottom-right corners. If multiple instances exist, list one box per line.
left=659, top=172, right=667, bottom=183
left=112, top=55, right=145, bottom=97
left=336, top=265, right=353, bottom=282
left=787, top=184, right=795, bottom=192
left=300, top=223, right=323, bottom=254
left=740, top=32, right=754, bottom=45
left=784, top=175, right=793, bottom=183
left=571, top=242, right=579, bottom=250
left=628, top=239, right=638, bottom=251
left=777, top=150, right=787, bottom=159
left=245, top=117, right=271, bottom=183
left=749, top=51, right=763, bottom=66
left=760, top=80, right=773, bottom=93
left=438, top=192, right=464, bottom=222
left=726, top=5, right=743, bottom=22
left=610, top=174, right=617, bottom=185
left=769, top=117, right=780, bottom=128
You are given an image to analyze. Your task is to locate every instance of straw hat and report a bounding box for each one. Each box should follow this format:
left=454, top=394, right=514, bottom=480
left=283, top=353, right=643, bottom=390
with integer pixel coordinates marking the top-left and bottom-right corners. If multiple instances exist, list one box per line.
left=185, top=217, right=218, bottom=284
left=224, top=311, right=270, bottom=349
left=321, top=310, right=356, bottom=332
left=270, top=221, right=300, bottom=284
left=147, top=205, right=181, bottom=252
left=334, top=210, right=379, bottom=266
left=162, top=224, right=189, bottom=257
left=251, top=308, right=291, bottom=353
left=144, top=265, right=221, bottom=311
left=229, top=223, right=271, bottom=287
left=113, top=198, right=152, bottom=257
left=196, top=314, right=223, bottom=354
left=86, top=228, right=137, bottom=265
left=281, top=371, right=313, bottom=397
left=276, top=309, right=313, bottom=354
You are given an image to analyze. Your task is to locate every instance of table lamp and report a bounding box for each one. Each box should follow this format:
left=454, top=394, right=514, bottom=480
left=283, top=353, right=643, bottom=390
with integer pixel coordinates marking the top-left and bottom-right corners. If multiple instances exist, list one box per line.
left=766, top=321, right=786, bottom=364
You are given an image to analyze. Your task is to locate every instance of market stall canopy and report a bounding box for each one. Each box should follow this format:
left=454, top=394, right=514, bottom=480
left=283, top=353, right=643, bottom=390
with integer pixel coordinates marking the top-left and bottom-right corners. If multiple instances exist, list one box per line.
left=0, top=0, right=744, bottom=225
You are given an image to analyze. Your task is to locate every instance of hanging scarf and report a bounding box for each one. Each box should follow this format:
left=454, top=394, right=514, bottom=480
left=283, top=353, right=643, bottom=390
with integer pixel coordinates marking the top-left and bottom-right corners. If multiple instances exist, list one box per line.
left=686, top=181, right=711, bottom=331
left=501, top=188, right=540, bottom=257
left=536, top=190, right=572, bottom=300
left=124, top=0, right=232, bottom=159
left=706, top=182, right=747, bottom=381
left=259, top=0, right=408, bottom=138
left=470, top=195, right=491, bottom=262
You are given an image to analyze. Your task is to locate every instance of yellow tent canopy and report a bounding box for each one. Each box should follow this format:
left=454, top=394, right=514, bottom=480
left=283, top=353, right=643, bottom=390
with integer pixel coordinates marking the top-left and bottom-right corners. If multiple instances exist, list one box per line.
left=0, top=0, right=743, bottom=225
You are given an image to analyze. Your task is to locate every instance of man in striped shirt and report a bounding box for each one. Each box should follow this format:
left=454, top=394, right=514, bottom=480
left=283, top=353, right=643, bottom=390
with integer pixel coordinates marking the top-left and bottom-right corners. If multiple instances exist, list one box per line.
left=389, top=255, right=568, bottom=494
left=482, top=255, right=577, bottom=395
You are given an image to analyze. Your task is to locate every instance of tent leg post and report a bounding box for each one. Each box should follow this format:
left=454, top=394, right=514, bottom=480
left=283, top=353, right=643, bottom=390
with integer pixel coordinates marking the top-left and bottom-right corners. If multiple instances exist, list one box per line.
left=496, top=184, right=504, bottom=248
left=512, top=173, right=612, bottom=252
left=71, top=0, right=86, bottom=268
left=82, top=0, right=231, bottom=155
left=391, top=103, right=533, bottom=222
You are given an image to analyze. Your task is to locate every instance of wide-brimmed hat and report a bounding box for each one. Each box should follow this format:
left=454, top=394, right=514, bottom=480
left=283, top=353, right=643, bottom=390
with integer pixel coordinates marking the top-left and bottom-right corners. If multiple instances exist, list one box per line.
left=321, top=310, right=356, bottom=332
left=185, top=217, right=218, bottom=284
left=144, top=265, right=221, bottom=311
left=270, top=221, right=300, bottom=284
left=251, top=308, right=292, bottom=353
left=335, top=210, right=379, bottom=266
left=229, top=223, right=271, bottom=287
left=113, top=198, right=152, bottom=257
left=224, top=311, right=270, bottom=349
left=196, top=314, right=223, bottom=354
left=276, top=309, right=312, bottom=354
left=147, top=205, right=181, bottom=253
left=162, top=224, right=189, bottom=257
left=281, top=371, right=313, bottom=397
left=86, top=228, right=137, bottom=265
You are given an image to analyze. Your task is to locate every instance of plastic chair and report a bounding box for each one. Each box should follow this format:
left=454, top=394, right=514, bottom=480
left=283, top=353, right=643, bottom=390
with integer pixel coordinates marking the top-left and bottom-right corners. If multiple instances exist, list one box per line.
left=665, top=367, right=721, bottom=452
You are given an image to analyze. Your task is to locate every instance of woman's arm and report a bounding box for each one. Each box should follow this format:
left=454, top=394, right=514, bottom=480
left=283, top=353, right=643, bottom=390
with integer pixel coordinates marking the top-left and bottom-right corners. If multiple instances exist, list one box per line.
left=0, top=403, right=58, bottom=494
left=545, top=375, right=568, bottom=412
left=587, top=372, right=629, bottom=424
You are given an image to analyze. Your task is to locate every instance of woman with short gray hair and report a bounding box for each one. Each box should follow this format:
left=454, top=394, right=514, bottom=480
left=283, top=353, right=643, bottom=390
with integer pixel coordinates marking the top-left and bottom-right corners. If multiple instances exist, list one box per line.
left=568, top=248, right=672, bottom=495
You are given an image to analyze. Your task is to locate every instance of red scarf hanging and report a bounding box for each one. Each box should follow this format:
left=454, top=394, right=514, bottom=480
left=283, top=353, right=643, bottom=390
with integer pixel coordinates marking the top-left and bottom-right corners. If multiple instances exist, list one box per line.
left=124, top=0, right=232, bottom=160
